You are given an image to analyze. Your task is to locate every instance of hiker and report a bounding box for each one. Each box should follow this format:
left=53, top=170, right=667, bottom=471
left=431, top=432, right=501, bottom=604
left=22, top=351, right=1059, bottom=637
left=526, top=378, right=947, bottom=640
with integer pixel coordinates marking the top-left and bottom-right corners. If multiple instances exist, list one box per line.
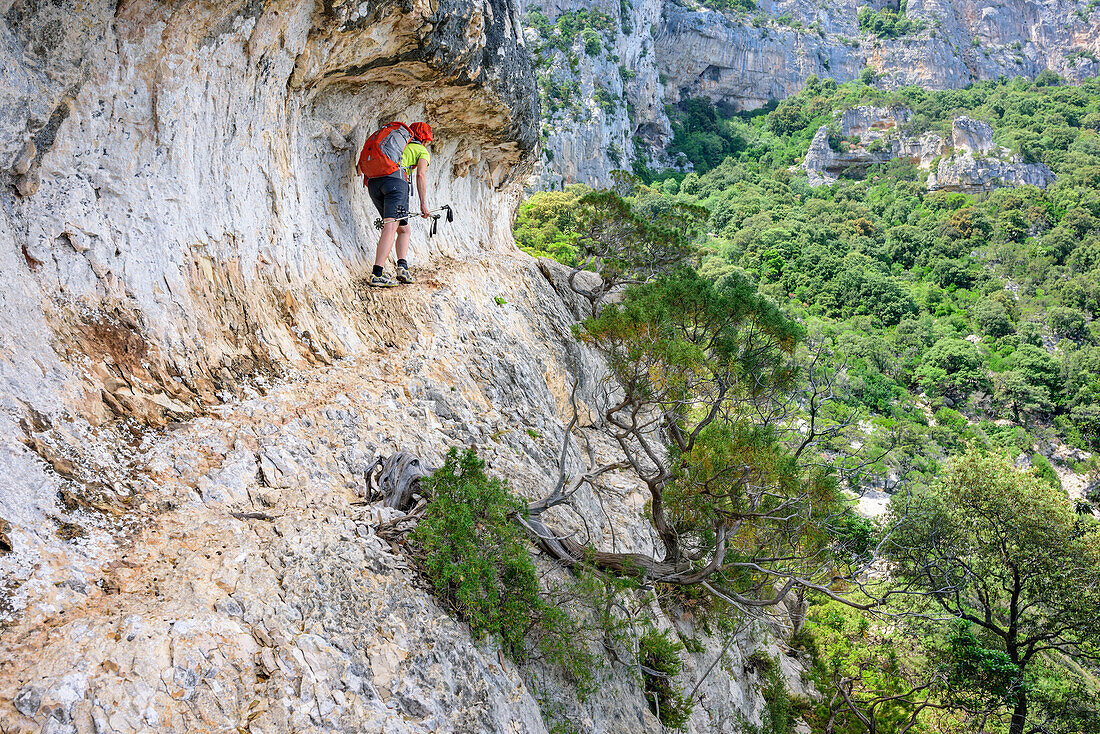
left=359, top=121, right=433, bottom=287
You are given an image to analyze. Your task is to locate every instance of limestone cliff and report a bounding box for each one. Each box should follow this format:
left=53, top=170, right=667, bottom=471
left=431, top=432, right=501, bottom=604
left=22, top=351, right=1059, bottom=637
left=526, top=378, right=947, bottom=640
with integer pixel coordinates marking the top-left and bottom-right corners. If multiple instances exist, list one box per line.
left=525, top=0, right=673, bottom=188
left=0, top=2, right=808, bottom=733
left=527, top=0, right=1100, bottom=185
left=799, top=106, right=1055, bottom=191
left=927, top=116, right=1057, bottom=192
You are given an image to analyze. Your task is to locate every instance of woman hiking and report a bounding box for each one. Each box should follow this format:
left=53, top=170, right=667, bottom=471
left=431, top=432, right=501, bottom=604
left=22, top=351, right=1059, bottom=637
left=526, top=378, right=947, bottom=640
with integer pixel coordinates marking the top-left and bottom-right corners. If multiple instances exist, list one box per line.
left=360, top=121, right=433, bottom=287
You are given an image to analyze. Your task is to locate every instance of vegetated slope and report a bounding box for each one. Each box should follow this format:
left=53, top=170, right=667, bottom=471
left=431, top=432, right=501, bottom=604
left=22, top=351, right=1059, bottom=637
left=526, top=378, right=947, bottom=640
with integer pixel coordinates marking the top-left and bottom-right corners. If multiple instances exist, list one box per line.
left=518, top=74, right=1100, bottom=513
left=515, top=70, right=1100, bottom=734
left=523, top=0, right=1100, bottom=185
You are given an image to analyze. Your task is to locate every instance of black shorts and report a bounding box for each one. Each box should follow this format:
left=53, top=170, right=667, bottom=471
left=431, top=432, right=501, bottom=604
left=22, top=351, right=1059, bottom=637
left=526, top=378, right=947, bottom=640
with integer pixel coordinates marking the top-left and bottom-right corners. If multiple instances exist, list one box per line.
left=367, top=176, right=412, bottom=225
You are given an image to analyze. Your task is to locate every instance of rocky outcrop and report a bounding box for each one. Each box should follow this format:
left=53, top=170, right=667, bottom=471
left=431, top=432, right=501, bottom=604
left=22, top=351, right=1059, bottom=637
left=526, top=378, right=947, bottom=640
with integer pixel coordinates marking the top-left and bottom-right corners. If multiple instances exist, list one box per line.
left=526, top=0, right=673, bottom=187
left=527, top=0, right=1100, bottom=185
left=801, top=108, right=1054, bottom=192
left=928, top=117, right=1056, bottom=192
left=952, top=115, right=997, bottom=155
left=801, top=105, right=933, bottom=185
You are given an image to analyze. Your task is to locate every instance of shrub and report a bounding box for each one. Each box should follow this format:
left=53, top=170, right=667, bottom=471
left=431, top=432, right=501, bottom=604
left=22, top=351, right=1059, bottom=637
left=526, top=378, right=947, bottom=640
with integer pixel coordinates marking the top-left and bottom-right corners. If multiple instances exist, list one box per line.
left=1011, top=344, right=1062, bottom=400
left=1030, top=452, right=1061, bottom=489
left=414, top=448, right=538, bottom=657
left=414, top=449, right=596, bottom=687
left=668, top=98, right=749, bottom=173
left=767, top=101, right=805, bottom=136
left=639, top=627, right=693, bottom=729
left=699, top=0, right=756, bottom=11
left=594, top=87, right=617, bottom=112
left=582, top=28, right=601, bottom=56
left=1048, top=305, right=1087, bottom=339
left=513, top=186, right=589, bottom=265
left=972, top=299, right=1014, bottom=339
left=761, top=661, right=797, bottom=734
left=857, top=6, right=922, bottom=38
left=915, top=338, right=989, bottom=400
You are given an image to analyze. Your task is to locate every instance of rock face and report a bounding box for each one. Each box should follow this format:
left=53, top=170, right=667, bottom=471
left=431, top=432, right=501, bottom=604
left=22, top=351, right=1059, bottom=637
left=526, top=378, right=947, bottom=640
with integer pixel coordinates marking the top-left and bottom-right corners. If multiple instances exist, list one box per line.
left=526, top=0, right=673, bottom=187
left=801, top=108, right=1054, bottom=192
left=0, top=255, right=662, bottom=734
left=655, top=2, right=867, bottom=111
left=952, top=115, right=997, bottom=155
left=801, top=105, right=932, bottom=185
left=527, top=0, right=1100, bottom=185
left=928, top=117, right=1057, bottom=192
left=0, top=2, right=805, bottom=732
left=0, top=0, right=536, bottom=528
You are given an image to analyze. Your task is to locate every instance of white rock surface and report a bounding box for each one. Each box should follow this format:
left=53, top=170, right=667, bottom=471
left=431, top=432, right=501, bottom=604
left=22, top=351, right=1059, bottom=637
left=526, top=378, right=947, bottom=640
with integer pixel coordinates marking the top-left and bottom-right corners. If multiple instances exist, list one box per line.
left=928, top=117, right=1056, bottom=192
left=527, top=0, right=673, bottom=186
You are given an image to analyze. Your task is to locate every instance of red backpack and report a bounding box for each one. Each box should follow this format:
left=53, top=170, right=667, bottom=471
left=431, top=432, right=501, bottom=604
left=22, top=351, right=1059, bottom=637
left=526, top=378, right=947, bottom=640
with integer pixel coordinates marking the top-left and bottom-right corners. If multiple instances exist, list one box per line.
left=357, top=122, right=414, bottom=182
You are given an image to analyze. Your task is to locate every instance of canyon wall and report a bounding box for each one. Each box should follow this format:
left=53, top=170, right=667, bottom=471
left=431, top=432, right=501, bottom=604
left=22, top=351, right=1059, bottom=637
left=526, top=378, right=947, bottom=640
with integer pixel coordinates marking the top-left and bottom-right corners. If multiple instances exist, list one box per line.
left=528, top=0, right=1100, bottom=185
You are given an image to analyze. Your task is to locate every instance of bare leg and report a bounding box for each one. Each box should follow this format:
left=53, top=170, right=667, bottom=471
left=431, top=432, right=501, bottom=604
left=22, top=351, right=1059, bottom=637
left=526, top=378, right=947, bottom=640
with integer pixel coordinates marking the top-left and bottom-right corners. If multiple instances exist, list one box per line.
left=394, top=223, right=411, bottom=262
left=374, top=220, right=399, bottom=267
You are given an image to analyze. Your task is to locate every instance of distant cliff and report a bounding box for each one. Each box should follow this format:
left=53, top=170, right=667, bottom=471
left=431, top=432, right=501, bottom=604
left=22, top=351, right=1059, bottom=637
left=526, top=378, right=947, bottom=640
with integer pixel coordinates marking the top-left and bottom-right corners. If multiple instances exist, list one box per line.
left=526, top=0, right=1100, bottom=186
left=799, top=106, right=1056, bottom=191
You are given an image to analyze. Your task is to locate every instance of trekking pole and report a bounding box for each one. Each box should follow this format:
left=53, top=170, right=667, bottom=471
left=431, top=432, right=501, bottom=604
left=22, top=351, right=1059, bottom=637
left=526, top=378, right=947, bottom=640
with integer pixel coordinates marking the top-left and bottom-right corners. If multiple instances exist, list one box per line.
left=373, top=205, right=454, bottom=232
left=425, top=205, right=454, bottom=220
left=428, top=204, right=453, bottom=238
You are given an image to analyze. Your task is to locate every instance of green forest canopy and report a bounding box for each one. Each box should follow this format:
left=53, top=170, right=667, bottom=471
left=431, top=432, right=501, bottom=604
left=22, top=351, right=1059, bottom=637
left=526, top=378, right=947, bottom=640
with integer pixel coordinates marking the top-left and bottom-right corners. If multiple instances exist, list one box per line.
left=520, top=75, right=1100, bottom=468
left=511, top=73, right=1100, bottom=734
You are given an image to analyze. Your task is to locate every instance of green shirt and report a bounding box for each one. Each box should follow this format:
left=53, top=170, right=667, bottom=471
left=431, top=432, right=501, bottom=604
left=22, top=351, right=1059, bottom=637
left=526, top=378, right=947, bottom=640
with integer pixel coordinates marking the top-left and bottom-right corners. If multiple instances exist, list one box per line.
left=401, top=142, right=430, bottom=180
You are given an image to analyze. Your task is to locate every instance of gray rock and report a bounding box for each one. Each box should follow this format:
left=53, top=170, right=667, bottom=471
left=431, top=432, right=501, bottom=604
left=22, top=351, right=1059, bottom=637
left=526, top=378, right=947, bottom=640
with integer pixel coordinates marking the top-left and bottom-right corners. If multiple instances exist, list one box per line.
left=802, top=109, right=1053, bottom=193
left=13, top=685, right=40, bottom=717
left=11, top=140, right=35, bottom=175
left=801, top=106, right=915, bottom=184
left=952, top=116, right=996, bottom=155
left=928, top=117, right=1055, bottom=192
left=14, top=169, right=39, bottom=197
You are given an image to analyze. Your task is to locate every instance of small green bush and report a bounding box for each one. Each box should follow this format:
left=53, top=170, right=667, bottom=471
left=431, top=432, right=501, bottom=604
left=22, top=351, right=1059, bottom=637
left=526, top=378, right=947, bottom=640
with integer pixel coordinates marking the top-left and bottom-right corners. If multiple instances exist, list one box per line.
left=699, top=0, right=755, bottom=12
left=858, top=6, right=923, bottom=38
left=413, top=448, right=535, bottom=656
left=414, top=448, right=596, bottom=689
left=582, top=27, right=601, bottom=56
left=639, top=627, right=693, bottom=729
left=761, top=661, right=797, bottom=734
left=1030, top=452, right=1061, bottom=489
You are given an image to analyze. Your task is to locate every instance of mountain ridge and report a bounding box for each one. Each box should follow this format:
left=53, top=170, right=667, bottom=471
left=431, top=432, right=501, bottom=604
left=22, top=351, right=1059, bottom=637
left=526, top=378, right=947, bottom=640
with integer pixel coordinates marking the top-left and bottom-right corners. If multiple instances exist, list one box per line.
left=528, top=0, right=1100, bottom=186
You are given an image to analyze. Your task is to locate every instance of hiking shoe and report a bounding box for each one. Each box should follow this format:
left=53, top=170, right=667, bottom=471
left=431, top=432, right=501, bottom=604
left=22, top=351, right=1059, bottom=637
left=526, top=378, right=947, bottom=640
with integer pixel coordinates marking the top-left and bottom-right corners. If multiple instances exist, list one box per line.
left=368, top=273, right=399, bottom=288
left=396, top=265, right=415, bottom=284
